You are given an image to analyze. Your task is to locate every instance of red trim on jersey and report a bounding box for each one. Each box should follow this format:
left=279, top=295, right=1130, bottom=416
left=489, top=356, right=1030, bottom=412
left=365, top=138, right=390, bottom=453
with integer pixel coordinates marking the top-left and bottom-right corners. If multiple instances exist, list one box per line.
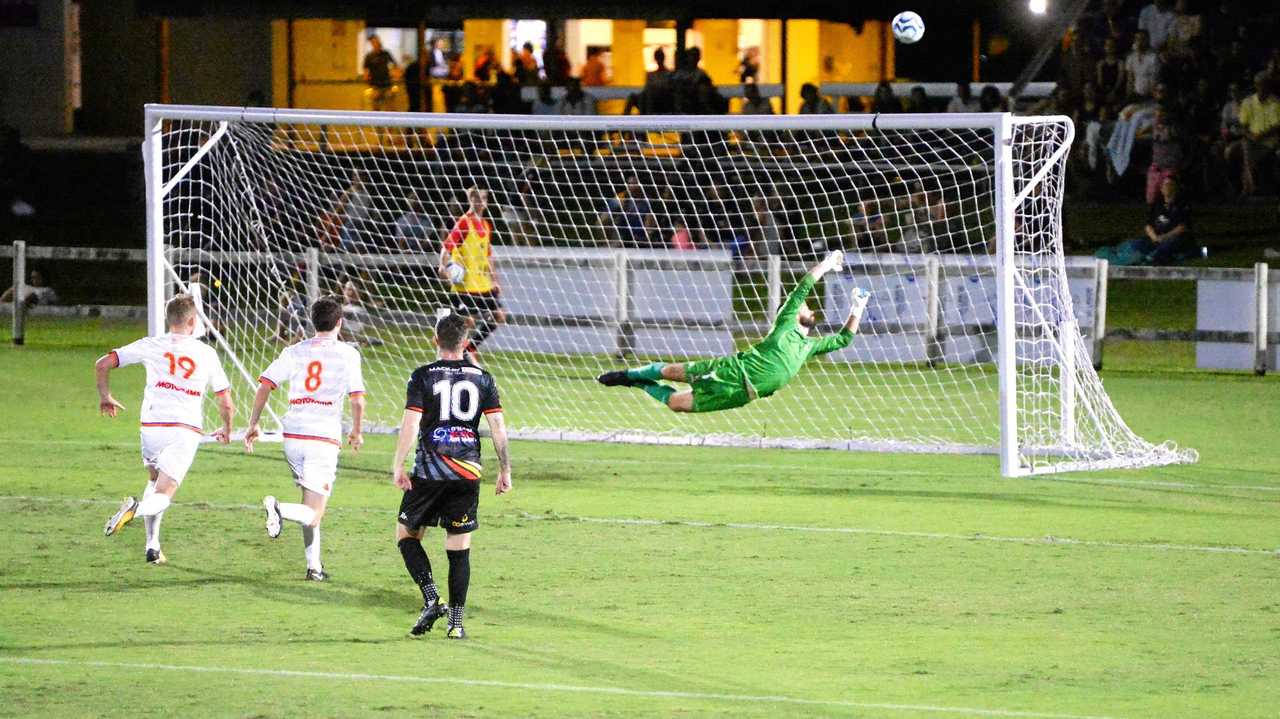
left=107, top=350, right=120, bottom=366
left=482, top=407, right=503, bottom=415
left=213, top=388, right=230, bottom=396
left=405, top=405, right=423, bottom=413
left=141, top=421, right=203, bottom=434
left=348, top=390, right=366, bottom=397
left=282, top=432, right=341, bottom=446
left=440, top=455, right=481, bottom=481
left=258, top=376, right=278, bottom=390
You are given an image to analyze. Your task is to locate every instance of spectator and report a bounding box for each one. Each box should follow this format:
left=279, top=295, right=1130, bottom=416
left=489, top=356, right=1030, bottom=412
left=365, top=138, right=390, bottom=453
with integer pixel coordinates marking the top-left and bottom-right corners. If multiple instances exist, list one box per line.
left=581, top=47, right=609, bottom=86
left=428, top=38, right=450, bottom=79
left=872, top=81, right=903, bottom=113
left=490, top=71, right=528, bottom=114
left=636, top=47, right=675, bottom=114
left=799, top=83, right=835, bottom=114
left=894, top=182, right=946, bottom=255
left=441, top=53, right=464, bottom=111
left=700, top=185, right=742, bottom=247
left=1146, top=105, right=1186, bottom=204
left=671, top=48, right=711, bottom=114
left=1215, top=38, right=1251, bottom=87
left=556, top=78, right=595, bottom=115
left=403, top=52, right=425, bottom=112
left=847, top=199, right=887, bottom=250
left=500, top=175, right=541, bottom=246
left=1095, top=176, right=1192, bottom=265
left=455, top=82, right=488, bottom=113
left=908, top=85, right=930, bottom=113
left=739, top=47, right=761, bottom=84
left=1166, top=0, right=1202, bottom=57
left=336, top=171, right=377, bottom=250
left=747, top=194, right=783, bottom=258
left=1125, top=30, right=1161, bottom=99
left=670, top=221, right=696, bottom=250
left=741, top=83, right=774, bottom=114
left=531, top=81, right=559, bottom=115
left=1137, top=0, right=1177, bottom=49
left=698, top=76, right=729, bottom=115
left=393, top=194, right=433, bottom=252
left=1096, top=36, right=1127, bottom=107
left=1228, top=72, right=1280, bottom=195
left=599, top=175, right=657, bottom=247
left=362, top=34, right=399, bottom=111
left=1219, top=80, right=1247, bottom=141
left=473, top=45, right=496, bottom=82
left=543, top=36, right=571, bottom=84
left=1, top=269, right=57, bottom=308
left=1030, top=86, right=1067, bottom=115
left=515, top=42, right=540, bottom=85
left=946, top=82, right=981, bottom=113
left=1099, top=0, right=1135, bottom=47
left=979, top=85, right=1006, bottom=112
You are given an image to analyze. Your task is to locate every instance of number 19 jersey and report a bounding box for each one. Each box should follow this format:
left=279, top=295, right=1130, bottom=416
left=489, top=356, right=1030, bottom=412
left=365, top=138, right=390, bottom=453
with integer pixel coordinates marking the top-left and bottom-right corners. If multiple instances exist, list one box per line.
left=259, top=336, right=365, bottom=444
left=112, top=333, right=231, bottom=433
left=405, top=359, right=501, bottom=481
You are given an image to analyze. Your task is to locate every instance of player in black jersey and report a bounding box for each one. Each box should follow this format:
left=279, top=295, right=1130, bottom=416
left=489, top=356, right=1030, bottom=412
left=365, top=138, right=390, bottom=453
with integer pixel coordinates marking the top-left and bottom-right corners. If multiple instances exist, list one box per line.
left=391, top=311, right=511, bottom=640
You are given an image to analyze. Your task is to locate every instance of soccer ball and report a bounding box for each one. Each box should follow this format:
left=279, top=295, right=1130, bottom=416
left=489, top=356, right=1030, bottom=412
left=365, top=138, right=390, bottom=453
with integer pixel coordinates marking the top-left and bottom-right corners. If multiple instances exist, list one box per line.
left=446, top=262, right=466, bottom=284
left=891, top=11, right=925, bottom=44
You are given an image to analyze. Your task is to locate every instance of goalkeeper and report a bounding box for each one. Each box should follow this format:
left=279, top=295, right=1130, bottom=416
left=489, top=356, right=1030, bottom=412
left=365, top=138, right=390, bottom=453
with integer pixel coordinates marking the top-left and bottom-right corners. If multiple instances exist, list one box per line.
left=598, top=251, right=870, bottom=413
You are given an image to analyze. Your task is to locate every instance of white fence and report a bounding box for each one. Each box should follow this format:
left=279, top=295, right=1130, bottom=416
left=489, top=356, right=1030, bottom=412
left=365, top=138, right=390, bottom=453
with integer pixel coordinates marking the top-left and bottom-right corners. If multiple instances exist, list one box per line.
left=2, top=242, right=1272, bottom=375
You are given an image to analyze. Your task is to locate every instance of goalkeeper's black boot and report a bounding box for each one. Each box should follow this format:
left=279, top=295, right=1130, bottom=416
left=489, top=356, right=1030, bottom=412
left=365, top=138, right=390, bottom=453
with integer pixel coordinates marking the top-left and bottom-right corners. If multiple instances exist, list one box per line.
left=410, top=600, right=448, bottom=637
left=596, top=370, right=635, bottom=387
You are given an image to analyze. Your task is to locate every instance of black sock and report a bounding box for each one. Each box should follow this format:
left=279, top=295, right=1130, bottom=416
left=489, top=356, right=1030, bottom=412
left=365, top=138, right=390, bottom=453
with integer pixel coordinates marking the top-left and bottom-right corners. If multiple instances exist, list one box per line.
left=398, top=538, right=439, bottom=604
left=446, top=548, right=470, bottom=625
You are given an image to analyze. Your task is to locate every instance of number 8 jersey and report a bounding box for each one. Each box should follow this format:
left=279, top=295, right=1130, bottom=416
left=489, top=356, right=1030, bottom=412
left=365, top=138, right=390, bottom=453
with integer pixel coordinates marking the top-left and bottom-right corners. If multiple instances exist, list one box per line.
left=405, top=359, right=502, bottom=481
left=112, top=333, right=232, bottom=433
left=259, top=336, right=366, bottom=444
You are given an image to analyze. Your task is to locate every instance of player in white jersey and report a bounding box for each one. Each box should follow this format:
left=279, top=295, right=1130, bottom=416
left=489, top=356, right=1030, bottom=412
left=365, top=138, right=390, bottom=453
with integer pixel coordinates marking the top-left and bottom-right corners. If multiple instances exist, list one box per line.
left=99, top=293, right=235, bottom=565
left=244, top=296, right=365, bottom=581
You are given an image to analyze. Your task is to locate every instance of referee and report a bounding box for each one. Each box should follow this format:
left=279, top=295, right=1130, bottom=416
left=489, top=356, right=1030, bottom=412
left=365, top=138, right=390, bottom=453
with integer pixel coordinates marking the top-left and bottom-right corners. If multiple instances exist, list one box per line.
left=438, top=186, right=506, bottom=364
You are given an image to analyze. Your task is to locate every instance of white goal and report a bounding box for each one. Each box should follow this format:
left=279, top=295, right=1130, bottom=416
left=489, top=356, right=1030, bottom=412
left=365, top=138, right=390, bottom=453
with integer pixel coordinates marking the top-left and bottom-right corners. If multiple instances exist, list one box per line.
left=143, top=104, right=1196, bottom=476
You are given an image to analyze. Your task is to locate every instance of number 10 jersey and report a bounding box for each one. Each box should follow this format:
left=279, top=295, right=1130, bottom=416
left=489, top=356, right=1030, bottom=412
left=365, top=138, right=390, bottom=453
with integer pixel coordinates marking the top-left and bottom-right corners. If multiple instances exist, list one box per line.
left=405, top=359, right=502, bottom=481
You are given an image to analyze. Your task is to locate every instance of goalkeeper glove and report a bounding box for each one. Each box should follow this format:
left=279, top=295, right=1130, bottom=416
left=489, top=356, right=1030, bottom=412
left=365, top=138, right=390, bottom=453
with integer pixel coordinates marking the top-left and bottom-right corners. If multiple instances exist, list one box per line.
left=849, top=287, right=871, bottom=331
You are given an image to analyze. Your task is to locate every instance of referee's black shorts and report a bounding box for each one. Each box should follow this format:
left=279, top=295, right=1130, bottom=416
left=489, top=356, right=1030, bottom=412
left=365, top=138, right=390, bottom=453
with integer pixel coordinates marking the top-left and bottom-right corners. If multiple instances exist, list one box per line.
left=398, top=477, right=480, bottom=534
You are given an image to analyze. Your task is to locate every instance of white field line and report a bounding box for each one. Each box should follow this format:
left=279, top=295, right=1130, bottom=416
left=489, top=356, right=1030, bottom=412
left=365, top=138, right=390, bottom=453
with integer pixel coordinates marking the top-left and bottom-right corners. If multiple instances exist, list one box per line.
left=2, top=437, right=1279, bottom=493
left=0, top=656, right=1123, bottom=719
left=1, top=494, right=1274, bottom=557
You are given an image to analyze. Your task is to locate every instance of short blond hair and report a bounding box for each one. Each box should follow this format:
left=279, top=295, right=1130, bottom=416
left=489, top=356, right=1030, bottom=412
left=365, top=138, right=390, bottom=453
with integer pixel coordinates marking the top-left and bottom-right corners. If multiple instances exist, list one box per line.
left=166, top=293, right=197, bottom=329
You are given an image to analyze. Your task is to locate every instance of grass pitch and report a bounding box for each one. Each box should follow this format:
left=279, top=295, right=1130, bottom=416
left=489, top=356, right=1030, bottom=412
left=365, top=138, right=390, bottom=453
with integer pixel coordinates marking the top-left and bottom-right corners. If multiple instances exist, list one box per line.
left=1, top=318, right=1279, bottom=718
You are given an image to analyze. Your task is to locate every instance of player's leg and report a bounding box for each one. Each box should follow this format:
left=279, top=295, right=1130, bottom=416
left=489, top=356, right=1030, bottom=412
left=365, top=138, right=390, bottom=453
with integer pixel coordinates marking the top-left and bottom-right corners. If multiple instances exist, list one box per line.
left=666, top=390, right=694, bottom=412
left=441, top=481, right=480, bottom=639
left=443, top=530, right=472, bottom=639
left=269, top=440, right=336, bottom=579
left=397, top=482, right=448, bottom=636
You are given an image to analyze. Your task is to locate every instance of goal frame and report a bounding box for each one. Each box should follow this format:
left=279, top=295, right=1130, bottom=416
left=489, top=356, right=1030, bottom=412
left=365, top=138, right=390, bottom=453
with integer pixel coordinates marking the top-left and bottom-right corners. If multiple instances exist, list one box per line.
left=142, top=104, right=1074, bottom=477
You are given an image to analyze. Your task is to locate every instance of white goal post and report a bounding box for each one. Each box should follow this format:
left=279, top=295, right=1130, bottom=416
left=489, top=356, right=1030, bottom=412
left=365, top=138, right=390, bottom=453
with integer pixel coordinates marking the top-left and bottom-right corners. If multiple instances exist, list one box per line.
left=142, top=103, right=1196, bottom=476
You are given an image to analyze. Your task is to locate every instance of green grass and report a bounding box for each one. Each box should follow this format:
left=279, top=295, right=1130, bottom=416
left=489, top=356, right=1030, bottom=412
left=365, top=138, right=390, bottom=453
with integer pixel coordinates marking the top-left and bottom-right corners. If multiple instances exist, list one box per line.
left=1, top=322, right=1279, bottom=718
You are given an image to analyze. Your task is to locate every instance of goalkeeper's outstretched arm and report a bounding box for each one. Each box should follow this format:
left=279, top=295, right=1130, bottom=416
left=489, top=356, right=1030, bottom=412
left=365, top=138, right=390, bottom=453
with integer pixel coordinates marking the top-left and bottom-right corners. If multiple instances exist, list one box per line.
left=809, top=287, right=871, bottom=356
left=769, top=251, right=845, bottom=337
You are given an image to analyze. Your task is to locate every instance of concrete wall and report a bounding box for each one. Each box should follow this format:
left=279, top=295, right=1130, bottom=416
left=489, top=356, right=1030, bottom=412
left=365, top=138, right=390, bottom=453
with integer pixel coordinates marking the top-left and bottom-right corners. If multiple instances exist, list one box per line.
left=0, top=0, right=71, bottom=136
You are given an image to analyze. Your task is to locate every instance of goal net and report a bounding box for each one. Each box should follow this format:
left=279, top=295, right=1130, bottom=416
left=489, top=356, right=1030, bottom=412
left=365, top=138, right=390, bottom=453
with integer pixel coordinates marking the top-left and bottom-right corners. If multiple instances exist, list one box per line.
left=144, top=105, right=1196, bottom=476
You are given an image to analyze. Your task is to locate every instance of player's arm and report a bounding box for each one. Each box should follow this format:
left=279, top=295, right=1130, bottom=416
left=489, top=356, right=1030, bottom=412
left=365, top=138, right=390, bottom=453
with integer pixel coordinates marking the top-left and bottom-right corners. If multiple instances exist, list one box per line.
left=770, top=250, right=844, bottom=336
left=438, top=218, right=465, bottom=281
left=810, top=288, right=871, bottom=356
left=391, top=408, right=420, bottom=490
left=485, top=411, right=512, bottom=495
left=213, top=387, right=235, bottom=445
left=94, top=351, right=125, bottom=417
left=347, top=392, right=365, bottom=451
left=243, top=380, right=274, bottom=452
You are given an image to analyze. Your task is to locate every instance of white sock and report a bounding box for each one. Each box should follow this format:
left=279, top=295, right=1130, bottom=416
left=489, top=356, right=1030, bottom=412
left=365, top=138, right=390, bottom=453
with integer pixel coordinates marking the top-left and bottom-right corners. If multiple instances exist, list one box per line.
left=302, top=525, right=321, bottom=571
left=136, top=493, right=171, bottom=517
left=141, top=481, right=163, bottom=551
left=279, top=503, right=317, bottom=526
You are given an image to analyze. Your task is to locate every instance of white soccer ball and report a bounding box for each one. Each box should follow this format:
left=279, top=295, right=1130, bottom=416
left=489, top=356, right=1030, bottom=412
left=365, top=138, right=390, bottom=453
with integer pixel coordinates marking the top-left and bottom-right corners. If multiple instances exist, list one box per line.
left=446, top=262, right=466, bottom=284
left=892, top=11, right=925, bottom=44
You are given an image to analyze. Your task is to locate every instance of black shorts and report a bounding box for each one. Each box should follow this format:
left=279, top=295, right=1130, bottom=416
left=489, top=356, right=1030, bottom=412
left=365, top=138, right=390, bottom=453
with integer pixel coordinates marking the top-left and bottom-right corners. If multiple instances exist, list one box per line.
left=398, top=477, right=480, bottom=534
left=454, top=291, right=502, bottom=317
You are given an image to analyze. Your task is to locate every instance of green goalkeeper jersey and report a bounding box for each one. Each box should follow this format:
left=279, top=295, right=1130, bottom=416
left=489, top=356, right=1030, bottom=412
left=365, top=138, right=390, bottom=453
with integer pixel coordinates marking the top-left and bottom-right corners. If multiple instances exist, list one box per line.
left=736, top=275, right=854, bottom=398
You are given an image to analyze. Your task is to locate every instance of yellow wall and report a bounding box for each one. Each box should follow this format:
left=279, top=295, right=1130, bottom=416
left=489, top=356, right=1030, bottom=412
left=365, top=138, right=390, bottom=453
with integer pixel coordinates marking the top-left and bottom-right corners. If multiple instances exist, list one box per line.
left=611, top=19, right=647, bottom=86
left=693, top=19, right=739, bottom=85
left=463, top=19, right=508, bottom=80
left=276, top=18, right=367, bottom=109
left=271, top=20, right=288, bottom=106
left=784, top=19, right=819, bottom=114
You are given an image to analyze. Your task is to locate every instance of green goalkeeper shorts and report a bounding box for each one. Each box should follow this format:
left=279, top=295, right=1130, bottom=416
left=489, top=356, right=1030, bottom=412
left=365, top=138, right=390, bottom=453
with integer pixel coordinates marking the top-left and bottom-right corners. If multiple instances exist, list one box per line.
left=686, top=356, right=754, bottom=413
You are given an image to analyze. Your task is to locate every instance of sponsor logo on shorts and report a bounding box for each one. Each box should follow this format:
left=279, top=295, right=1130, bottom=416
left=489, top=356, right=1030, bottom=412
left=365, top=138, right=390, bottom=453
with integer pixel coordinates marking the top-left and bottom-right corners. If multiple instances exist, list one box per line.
left=154, top=380, right=201, bottom=397
left=432, top=427, right=477, bottom=444
left=399, top=512, right=409, bottom=520
left=451, top=514, right=471, bottom=528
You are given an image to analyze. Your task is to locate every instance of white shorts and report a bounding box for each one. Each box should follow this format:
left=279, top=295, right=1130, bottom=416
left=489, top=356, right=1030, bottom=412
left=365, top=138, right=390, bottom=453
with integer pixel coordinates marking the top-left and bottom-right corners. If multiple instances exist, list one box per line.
left=140, top=425, right=203, bottom=484
left=284, top=438, right=340, bottom=497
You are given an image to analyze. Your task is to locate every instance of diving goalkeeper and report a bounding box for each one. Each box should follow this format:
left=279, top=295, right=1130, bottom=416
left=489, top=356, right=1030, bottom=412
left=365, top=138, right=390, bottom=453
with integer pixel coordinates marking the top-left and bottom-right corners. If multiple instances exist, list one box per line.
left=597, top=251, right=870, bottom=413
